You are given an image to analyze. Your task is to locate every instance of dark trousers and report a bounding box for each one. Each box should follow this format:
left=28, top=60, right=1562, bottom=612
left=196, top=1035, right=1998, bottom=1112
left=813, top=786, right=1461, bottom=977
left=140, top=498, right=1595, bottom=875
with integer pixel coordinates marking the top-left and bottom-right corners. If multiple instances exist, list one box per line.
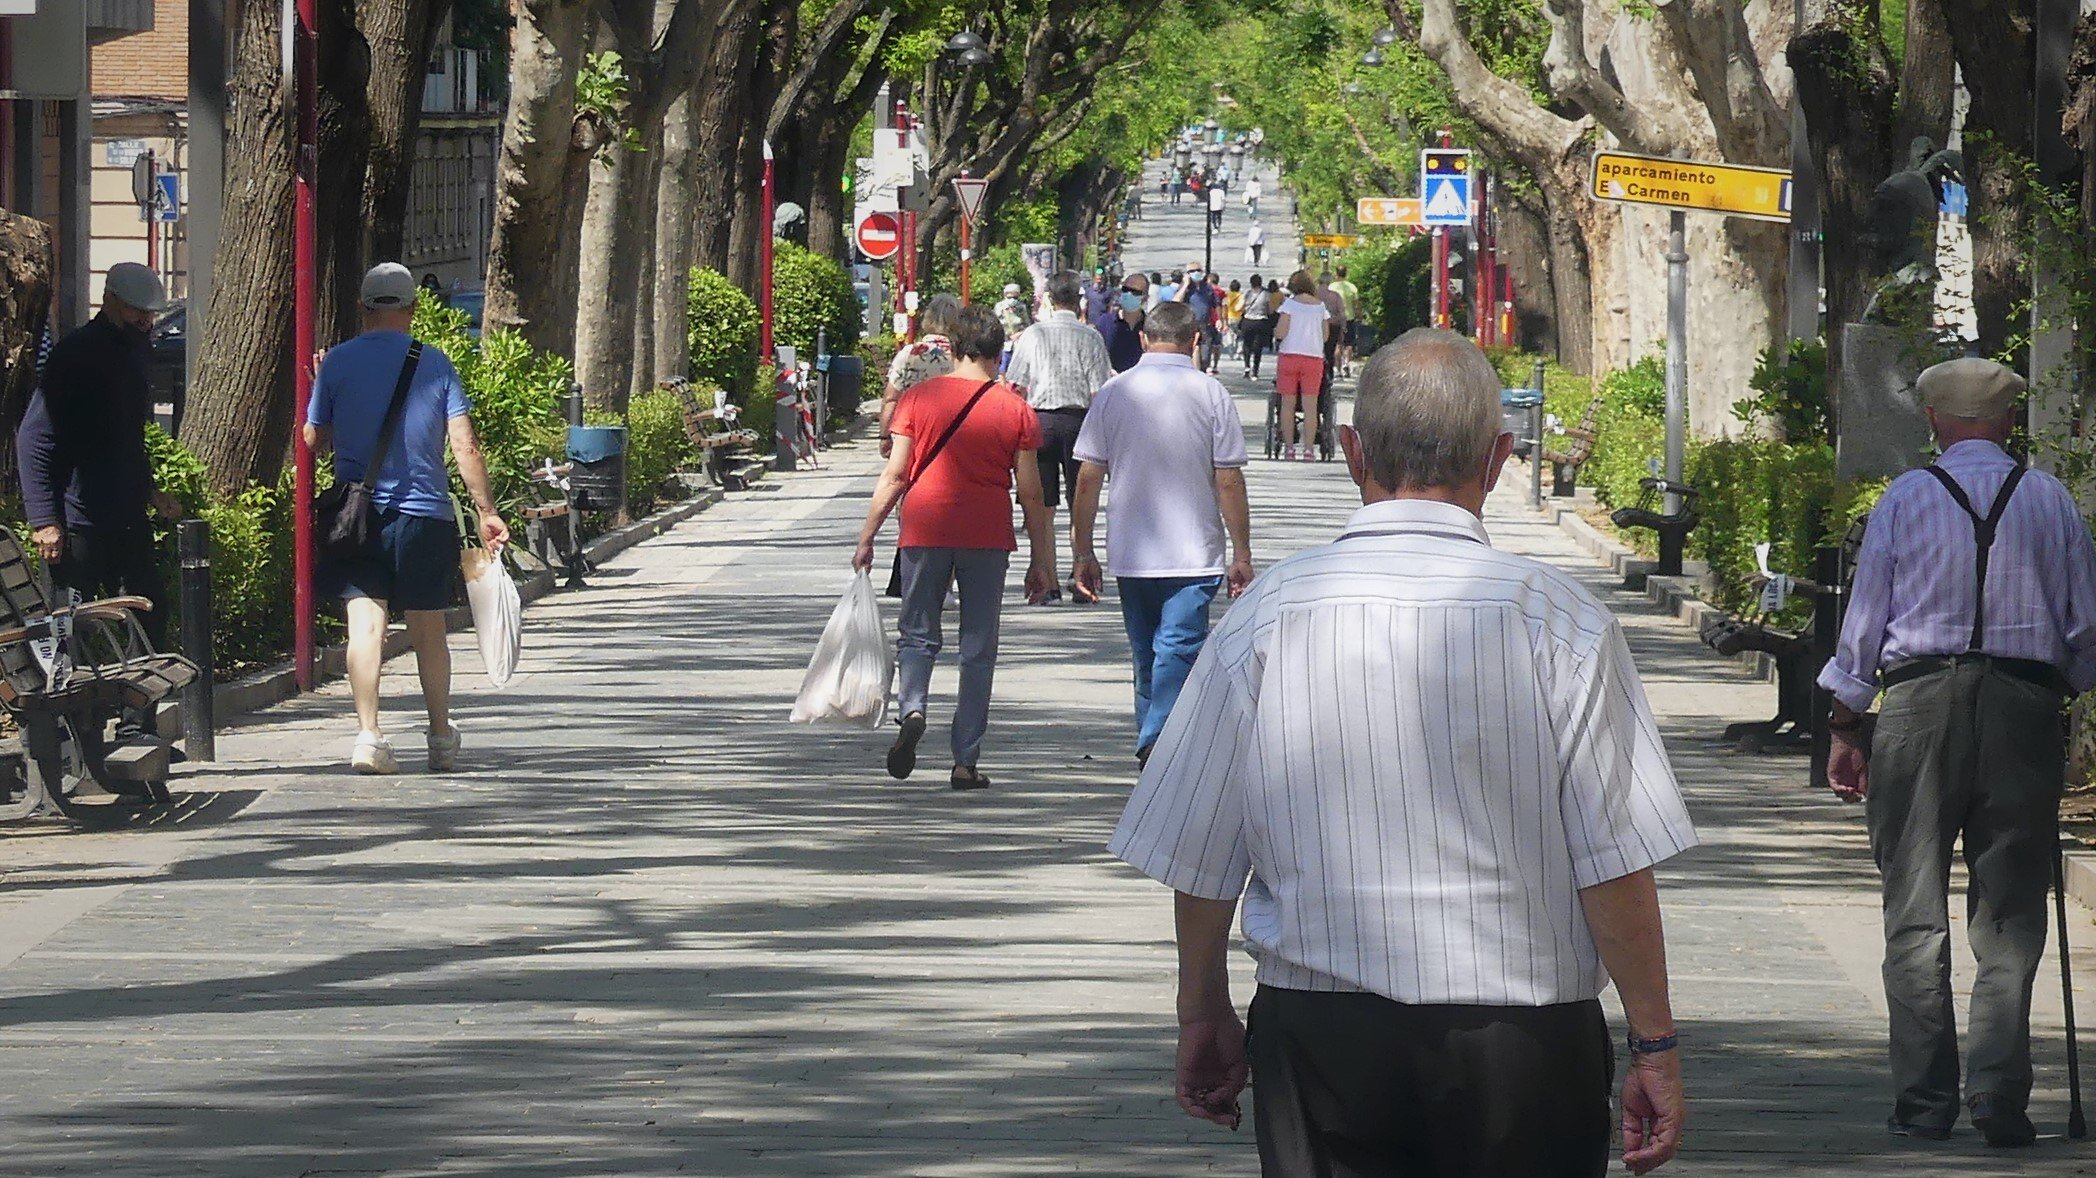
left=1867, top=659, right=2065, bottom=1127
left=1034, top=407, right=1086, bottom=510
left=54, top=522, right=168, bottom=649
left=1248, top=986, right=1612, bottom=1178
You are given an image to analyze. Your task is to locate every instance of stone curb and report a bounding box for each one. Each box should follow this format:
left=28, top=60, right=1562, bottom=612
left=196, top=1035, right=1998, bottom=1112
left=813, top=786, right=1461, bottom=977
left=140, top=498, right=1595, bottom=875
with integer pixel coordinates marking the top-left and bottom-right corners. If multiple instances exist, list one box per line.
left=163, top=469, right=765, bottom=734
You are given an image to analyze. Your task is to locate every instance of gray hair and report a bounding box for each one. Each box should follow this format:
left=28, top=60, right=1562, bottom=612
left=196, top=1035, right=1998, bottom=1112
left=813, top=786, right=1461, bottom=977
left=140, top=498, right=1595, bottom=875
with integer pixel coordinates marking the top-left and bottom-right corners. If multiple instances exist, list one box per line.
left=1352, top=329, right=1505, bottom=490
left=1142, top=301, right=1198, bottom=347
left=918, top=293, right=964, bottom=339
left=1046, top=271, right=1084, bottom=310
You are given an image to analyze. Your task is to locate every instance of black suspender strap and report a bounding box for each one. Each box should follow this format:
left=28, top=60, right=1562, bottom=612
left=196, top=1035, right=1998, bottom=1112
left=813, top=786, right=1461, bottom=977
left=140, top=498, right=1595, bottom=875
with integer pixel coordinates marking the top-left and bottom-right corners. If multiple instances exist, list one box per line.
left=1922, top=462, right=2027, bottom=653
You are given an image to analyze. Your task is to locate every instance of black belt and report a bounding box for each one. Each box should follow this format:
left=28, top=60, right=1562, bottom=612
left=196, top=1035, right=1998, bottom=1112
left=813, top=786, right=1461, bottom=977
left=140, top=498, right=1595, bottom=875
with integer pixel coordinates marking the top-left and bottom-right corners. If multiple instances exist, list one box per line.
left=1881, top=654, right=2072, bottom=697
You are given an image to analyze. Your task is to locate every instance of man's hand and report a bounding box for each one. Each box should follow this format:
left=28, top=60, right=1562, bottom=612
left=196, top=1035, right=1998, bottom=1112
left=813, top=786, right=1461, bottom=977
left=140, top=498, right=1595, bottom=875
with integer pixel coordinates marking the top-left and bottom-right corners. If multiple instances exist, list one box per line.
left=151, top=489, right=184, bottom=520
left=1175, top=1012, right=1249, bottom=1129
left=31, top=525, right=62, bottom=564
left=1620, top=1049, right=1685, bottom=1175
left=479, top=511, right=510, bottom=552
left=853, top=539, right=876, bottom=573
left=1829, top=729, right=1870, bottom=803
left=1024, top=559, right=1056, bottom=604
left=879, top=435, right=894, bottom=459
left=1226, top=553, right=1254, bottom=599
left=1074, top=554, right=1104, bottom=603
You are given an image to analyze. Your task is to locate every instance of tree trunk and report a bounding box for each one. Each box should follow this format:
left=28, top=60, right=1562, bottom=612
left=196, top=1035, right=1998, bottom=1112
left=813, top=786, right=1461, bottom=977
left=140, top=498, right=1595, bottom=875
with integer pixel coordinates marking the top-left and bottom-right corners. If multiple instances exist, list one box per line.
left=575, top=132, right=659, bottom=412
left=691, top=0, right=763, bottom=274
left=0, top=210, right=54, bottom=489
left=1495, top=187, right=1559, bottom=359
left=315, top=0, right=373, bottom=344
left=650, top=86, right=700, bottom=387
left=485, top=0, right=592, bottom=356
left=186, top=0, right=297, bottom=496
left=360, top=0, right=454, bottom=265
left=1894, top=0, right=1957, bottom=153
left=1942, top=0, right=2035, bottom=363
left=804, top=117, right=853, bottom=259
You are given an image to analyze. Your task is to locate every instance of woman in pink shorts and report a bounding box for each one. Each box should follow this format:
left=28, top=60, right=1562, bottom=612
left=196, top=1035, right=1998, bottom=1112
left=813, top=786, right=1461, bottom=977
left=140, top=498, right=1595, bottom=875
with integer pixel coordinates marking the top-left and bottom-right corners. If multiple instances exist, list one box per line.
left=1273, top=270, right=1333, bottom=460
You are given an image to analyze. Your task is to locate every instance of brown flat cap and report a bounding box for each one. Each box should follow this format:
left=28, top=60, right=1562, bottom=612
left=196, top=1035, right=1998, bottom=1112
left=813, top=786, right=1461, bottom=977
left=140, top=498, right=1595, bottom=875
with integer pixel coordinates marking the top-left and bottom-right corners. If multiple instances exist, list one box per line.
left=1918, top=357, right=2025, bottom=419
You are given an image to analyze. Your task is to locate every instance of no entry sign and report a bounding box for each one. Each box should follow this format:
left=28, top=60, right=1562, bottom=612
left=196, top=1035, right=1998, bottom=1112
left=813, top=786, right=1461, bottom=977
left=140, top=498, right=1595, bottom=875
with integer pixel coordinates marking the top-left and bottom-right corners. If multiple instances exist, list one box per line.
left=856, top=211, right=902, bottom=260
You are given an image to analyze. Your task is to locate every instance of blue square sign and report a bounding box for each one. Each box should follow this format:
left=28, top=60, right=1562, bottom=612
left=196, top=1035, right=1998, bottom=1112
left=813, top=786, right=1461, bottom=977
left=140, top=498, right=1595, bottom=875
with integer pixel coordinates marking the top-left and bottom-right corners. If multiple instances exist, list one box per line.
left=1420, top=147, right=1472, bottom=226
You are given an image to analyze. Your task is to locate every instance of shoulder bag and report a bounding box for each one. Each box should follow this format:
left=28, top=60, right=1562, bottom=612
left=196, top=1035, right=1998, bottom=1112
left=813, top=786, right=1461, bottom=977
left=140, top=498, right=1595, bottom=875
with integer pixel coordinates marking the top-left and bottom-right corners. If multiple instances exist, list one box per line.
left=884, top=379, right=999, bottom=598
left=313, top=340, right=423, bottom=562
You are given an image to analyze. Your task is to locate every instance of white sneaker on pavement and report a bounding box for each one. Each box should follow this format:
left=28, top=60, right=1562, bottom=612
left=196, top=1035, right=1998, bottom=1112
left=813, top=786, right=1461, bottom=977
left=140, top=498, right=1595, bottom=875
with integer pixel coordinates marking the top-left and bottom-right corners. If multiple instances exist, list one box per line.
left=351, top=732, right=400, bottom=775
left=428, top=724, right=462, bottom=772
left=1283, top=445, right=1297, bottom=462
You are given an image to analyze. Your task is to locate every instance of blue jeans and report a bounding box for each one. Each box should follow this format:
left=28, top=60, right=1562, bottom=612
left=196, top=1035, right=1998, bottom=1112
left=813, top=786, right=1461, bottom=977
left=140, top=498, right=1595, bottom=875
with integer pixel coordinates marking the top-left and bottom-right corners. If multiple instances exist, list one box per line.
left=1118, top=576, right=1223, bottom=753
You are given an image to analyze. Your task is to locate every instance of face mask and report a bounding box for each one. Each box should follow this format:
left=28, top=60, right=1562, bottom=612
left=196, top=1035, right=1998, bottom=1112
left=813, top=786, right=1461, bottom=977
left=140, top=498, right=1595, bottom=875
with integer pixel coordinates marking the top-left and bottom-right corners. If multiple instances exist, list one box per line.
left=1119, top=292, right=1144, bottom=312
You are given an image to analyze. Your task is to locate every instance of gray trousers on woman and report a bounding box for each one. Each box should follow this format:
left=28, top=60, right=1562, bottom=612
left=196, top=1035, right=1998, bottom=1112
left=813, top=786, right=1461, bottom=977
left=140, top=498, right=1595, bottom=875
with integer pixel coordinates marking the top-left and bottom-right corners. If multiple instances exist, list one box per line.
left=896, top=547, right=1009, bottom=769
left=1867, top=658, right=2066, bottom=1129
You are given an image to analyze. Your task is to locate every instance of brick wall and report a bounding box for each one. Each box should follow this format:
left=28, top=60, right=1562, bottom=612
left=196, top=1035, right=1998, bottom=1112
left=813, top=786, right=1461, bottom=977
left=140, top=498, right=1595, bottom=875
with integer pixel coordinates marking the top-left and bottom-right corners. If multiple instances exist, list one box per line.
left=91, top=0, right=185, bottom=100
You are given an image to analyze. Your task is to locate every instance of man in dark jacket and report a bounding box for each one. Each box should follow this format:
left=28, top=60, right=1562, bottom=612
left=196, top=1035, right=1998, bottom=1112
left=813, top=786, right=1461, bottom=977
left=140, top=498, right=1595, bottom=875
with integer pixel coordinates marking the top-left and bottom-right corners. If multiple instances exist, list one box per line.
left=1092, top=272, right=1149, bottom=373
left=16, top=263, right=181, bottom=645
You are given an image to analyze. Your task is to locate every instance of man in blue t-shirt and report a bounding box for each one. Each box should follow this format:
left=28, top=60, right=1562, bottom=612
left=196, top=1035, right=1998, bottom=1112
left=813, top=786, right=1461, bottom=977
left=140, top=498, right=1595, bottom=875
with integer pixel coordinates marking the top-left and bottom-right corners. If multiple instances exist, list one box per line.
left=1178, top=268, right=1223, bottom=375
left=304, top=263, right=509, bottom=776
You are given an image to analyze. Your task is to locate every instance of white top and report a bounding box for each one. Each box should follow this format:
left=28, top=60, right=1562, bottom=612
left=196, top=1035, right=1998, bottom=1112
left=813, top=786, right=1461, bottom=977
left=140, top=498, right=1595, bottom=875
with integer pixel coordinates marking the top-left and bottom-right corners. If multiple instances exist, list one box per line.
left=1006, top=309, right=1115, bottom=413
left=1246, top=222, right=1266, bottom=246
left=1245, top=180, right=1264, bottom=202
left=1109, top=499, right=1698, bottom=1006
left=1275, top=297, right=1330, bottom=357
left=1073, top=352, right=1249, bottom=578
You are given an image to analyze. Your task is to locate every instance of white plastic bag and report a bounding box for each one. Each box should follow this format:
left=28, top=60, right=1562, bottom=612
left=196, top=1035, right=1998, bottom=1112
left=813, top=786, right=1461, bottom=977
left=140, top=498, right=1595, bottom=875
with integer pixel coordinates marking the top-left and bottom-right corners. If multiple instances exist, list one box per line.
left=462, top=546, right=523, bottom=689
left=790, top=570, right=893, bottom=727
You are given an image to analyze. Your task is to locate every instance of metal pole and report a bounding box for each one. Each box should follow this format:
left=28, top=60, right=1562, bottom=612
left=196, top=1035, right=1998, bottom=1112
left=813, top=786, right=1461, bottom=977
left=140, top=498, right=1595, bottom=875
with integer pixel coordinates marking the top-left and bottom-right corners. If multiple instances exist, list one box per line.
left=959, top=213, right=972, bottom=305
left=1787, top=0, right=1821, bottom=344
left=177, top=519, right=215, bottom=762
left=291, top=0, right=318, bottom=690
left=187, top=0, right=226, bottom=414
left=759, top=140, right=775, bottom=363
left=143, top=149, right=158, bottom=276
left=1808, top=544, right=1841, bottom=791
left=1432, top=228, right=1447, bottom=328
left=1664, top=209, right=1688, bottom=516
left=1528, top=401, right=1543, bottom=509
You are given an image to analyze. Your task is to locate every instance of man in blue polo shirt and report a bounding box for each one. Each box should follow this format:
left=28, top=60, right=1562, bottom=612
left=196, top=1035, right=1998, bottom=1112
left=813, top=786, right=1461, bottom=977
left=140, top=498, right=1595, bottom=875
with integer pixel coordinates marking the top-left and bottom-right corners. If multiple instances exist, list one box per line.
left=305, top=263, right=509, bottom=776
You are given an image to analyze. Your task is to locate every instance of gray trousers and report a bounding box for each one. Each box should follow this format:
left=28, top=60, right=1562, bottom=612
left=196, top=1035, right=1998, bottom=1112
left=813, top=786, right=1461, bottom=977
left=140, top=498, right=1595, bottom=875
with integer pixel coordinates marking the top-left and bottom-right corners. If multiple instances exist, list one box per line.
left=896, top=547, right=1009, bottom=769
left=1867, top=659, right=2065, bottom=1127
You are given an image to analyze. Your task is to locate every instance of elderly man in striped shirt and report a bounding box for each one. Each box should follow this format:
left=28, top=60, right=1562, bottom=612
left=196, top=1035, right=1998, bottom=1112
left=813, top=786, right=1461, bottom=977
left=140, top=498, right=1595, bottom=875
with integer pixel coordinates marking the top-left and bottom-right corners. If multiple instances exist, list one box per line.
left=1111, top=329, right=1698, bottom=1177
left=1823, top=358, right=2096, bottom=1147
left=1007, top=271, right=1116, bottom=603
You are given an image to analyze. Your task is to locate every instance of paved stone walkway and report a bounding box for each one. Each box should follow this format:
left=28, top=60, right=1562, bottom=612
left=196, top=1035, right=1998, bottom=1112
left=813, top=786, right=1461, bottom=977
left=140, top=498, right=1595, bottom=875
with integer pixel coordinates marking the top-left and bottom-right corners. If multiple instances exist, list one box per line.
left=4, top=160, right=2096, bottom=1175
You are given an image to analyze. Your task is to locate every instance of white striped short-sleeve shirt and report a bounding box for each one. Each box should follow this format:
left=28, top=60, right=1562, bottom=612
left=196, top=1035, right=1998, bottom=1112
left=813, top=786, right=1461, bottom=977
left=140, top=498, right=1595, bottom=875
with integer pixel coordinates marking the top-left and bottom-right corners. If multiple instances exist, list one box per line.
left=1108, top=498, right=1698, bottom=1007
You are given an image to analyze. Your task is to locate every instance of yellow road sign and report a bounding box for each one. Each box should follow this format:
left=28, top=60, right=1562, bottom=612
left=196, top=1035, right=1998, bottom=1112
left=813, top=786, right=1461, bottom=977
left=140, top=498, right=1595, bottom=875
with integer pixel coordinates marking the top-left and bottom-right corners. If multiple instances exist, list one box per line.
left=1589, top=151, right=1792, bottom=223
left=1302, top=233, right=1360, bottom=249
left=1356, top=197, right=1422, bottom=226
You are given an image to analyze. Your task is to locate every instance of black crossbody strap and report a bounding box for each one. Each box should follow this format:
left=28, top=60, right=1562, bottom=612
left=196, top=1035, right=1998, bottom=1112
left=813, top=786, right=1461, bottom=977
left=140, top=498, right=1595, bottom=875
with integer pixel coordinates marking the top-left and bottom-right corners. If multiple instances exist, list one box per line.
left=1923, top=462, right=2027, bottom=653
left=359, top=340, right=424, bottom=488
left=904, top=379, right=998, bottom=492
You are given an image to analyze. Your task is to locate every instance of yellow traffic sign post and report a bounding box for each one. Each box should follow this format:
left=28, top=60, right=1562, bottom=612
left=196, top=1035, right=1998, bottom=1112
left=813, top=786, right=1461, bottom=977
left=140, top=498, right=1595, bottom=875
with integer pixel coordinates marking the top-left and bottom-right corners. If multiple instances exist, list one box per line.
left=1302, top=233, right=1359, bottom=250
left=1586, top=150, right=1796, bottom=537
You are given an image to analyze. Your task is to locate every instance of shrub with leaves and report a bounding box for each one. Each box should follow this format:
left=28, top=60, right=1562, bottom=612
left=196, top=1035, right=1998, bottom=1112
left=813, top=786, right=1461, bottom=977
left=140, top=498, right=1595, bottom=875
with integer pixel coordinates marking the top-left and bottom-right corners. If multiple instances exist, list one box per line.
left=411, top=297, right=570, bottom=508
left=1734, top=337, right=1830, bottom=444
left=688, top=266, right=760, bottom=399
left=772, top=241, right=863, bottom=361
left=621, top=388, right=696, bottom=516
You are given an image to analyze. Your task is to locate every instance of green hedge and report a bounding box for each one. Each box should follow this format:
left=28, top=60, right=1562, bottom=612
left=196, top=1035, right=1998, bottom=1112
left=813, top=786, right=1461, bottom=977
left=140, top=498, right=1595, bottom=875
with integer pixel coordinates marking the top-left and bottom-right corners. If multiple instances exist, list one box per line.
left=619, top=388, right=697, bottom=517
left=688, top=266, right=761, bottom=399
left=772, top=241, right=863, bottom=361
left=1688, top=440, right=1834, bottom=622
left=413, top=298, right=570, bottom=507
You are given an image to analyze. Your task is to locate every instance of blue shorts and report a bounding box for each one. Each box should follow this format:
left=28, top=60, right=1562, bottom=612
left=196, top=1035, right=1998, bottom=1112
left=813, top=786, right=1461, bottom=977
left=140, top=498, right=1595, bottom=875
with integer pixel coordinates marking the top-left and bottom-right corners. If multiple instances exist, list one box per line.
left=324, top=509, right=460, bottom=612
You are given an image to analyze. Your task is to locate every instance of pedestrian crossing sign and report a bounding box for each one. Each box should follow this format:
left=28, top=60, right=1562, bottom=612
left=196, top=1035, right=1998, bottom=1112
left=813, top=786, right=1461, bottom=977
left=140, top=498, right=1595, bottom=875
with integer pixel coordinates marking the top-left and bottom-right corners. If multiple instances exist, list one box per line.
left=1420, top=147, right=1473, bottom=225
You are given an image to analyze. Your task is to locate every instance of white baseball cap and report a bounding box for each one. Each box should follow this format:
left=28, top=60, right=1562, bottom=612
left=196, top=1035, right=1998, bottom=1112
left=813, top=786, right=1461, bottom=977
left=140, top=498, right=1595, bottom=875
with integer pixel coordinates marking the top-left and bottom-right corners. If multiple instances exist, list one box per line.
left=105, top=263, right=170, bottom=313
left=360, top=262, right=419, bottom=310
left=1003, top=283, right=1022, bottom=296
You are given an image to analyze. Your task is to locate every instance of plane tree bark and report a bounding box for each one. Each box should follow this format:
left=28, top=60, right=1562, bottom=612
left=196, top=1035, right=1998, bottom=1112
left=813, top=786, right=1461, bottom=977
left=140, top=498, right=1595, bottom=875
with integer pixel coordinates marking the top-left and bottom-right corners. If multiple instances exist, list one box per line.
left=485, top=0, right=593, bottom=357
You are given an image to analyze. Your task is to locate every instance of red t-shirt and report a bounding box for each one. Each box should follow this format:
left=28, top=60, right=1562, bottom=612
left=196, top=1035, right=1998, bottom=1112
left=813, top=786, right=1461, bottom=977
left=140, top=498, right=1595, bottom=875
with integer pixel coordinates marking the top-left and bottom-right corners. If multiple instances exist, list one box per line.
left=893, top=375, right=1042, bottom=550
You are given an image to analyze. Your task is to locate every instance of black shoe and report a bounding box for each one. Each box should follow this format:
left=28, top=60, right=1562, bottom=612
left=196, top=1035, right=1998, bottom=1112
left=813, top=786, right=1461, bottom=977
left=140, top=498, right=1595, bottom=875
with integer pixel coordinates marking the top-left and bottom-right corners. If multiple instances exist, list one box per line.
left=1887, top=1118, right=1952, bottom=1141
left=887, top=713, right=926, bottom=780
left=1137, top=744, right=1154, bottom=770
left=950, top=765, right=990, bottom=791
left=1969, top=1094, right=2037, bottom=1147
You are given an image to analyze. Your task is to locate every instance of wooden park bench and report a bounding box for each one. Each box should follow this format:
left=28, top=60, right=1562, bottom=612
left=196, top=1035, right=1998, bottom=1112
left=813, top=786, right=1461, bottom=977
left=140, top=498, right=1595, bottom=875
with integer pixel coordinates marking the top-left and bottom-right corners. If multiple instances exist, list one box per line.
left=1540, top=393, right=1604, bottom=497
left=667, top=378, right=760, bottom=489
left=0, top=526, right=197, bottom=821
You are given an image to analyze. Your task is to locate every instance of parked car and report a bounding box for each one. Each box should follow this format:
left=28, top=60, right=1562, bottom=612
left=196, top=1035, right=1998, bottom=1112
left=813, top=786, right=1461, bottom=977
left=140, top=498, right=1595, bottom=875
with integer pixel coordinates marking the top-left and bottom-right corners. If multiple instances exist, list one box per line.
left=447, top=285, right=484, bottom=339
left=146, top=302, right=187, bottom=435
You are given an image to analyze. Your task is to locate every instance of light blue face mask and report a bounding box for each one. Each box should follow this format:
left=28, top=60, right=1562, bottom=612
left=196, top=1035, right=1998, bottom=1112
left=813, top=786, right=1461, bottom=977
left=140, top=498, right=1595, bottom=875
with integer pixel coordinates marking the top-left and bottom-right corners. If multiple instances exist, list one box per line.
left=1119, top=291, right=1144, bottom=312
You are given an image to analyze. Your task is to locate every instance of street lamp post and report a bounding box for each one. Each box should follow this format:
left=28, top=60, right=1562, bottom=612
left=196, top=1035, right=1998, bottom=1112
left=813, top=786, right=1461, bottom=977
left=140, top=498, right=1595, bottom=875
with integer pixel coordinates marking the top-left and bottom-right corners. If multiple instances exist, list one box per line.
left=292, top=0, right=319, bottom=689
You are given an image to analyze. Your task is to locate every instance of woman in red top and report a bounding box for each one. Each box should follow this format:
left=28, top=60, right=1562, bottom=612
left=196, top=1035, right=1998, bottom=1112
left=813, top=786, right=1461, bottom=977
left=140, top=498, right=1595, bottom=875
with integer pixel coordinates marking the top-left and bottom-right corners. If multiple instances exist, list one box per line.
left=855, top=304, right=1055, bottom=789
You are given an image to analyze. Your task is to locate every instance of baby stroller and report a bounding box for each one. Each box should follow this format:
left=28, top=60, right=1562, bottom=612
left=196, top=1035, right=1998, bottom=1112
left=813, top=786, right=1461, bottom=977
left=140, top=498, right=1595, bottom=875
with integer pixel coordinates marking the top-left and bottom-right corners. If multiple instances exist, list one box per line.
left=1263, top=384, right=1339, bottom=461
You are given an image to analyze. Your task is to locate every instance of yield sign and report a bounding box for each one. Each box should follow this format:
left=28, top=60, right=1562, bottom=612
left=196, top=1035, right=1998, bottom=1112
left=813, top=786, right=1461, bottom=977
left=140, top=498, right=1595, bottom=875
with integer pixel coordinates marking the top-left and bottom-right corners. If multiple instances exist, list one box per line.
left=856, top=211, right=903, bottom=261
left=1422, top=176, right=1471, bottom=225
left=952, top=176, right=990, bottom=222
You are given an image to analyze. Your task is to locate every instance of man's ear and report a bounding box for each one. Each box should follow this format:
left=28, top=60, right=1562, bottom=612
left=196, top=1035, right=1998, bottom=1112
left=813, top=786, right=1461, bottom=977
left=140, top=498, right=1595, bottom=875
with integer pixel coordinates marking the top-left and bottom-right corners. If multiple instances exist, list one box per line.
left=1340, top=425, right=1369, bottom=491
left=1481, top=432, right=1516, bottom=495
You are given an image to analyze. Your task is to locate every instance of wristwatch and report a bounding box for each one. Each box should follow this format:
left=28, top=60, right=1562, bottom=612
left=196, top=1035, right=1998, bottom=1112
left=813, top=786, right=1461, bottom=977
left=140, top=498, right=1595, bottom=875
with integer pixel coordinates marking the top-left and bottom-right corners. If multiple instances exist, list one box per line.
left=1629, top=1031, right=1679, bottom=1056
left=1828, top=711, right=1869, bottom=734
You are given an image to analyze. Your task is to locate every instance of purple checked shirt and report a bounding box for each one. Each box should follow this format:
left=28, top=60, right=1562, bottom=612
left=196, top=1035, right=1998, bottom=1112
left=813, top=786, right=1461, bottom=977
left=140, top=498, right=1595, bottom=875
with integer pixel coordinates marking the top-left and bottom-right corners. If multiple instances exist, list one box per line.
left=1819, top=439, right=2096, bottom=712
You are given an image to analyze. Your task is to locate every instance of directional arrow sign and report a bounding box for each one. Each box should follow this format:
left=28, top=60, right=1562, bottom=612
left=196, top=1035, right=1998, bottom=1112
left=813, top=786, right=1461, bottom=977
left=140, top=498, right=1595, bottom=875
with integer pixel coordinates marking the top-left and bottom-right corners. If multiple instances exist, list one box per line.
left=952, top=176, right=989, bottom=223
left=1589, top=150, right=1792, bottom=223
left=1357, top=197, right=1422, bottom=226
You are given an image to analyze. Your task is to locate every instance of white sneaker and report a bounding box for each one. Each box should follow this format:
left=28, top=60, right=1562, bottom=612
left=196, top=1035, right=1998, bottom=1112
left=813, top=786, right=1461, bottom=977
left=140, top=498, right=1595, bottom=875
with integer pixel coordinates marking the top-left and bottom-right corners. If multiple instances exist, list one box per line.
left=351, top=732, right=399, bottom=775
left=427, top=724, right=462, bottom=772
left=1283, top=445, right=1297, bottom=461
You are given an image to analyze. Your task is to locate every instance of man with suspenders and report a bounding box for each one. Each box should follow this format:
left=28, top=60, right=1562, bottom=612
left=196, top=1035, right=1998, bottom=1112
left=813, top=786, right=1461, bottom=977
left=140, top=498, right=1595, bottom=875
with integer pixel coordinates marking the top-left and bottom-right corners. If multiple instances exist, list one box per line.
left=1823, top=357, right=2096, bottom=1146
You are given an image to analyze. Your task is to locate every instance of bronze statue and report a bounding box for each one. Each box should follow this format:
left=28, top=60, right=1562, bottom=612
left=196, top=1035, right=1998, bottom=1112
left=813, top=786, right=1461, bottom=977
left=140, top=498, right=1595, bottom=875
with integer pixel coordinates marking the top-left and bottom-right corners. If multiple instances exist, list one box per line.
left=1860, top=137, right=1965, bottom=326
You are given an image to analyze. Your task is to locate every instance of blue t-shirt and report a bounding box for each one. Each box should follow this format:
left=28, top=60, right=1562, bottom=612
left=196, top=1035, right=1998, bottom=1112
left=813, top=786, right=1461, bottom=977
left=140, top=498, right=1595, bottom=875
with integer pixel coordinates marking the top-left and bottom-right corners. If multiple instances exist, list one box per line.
left=308, top=331, right=472, bottom=520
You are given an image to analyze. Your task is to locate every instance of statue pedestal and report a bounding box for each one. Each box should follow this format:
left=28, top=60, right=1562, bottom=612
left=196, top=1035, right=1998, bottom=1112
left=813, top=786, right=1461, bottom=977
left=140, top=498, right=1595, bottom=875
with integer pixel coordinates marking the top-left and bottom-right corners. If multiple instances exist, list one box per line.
left=1837, top=323, right=1935, bottom=482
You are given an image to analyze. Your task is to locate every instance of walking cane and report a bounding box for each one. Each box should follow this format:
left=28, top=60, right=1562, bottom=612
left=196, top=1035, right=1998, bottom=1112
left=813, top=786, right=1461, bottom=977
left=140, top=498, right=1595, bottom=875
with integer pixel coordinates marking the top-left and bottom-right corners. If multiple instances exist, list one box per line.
left=2055, top=840, right=2087, bottom=1139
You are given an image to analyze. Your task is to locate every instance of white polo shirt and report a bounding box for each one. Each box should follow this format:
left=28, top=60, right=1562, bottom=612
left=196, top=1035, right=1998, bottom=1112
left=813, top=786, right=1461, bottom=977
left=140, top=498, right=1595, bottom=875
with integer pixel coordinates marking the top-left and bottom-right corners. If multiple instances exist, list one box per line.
left=1109, top=498, right=1698, bottom=1007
